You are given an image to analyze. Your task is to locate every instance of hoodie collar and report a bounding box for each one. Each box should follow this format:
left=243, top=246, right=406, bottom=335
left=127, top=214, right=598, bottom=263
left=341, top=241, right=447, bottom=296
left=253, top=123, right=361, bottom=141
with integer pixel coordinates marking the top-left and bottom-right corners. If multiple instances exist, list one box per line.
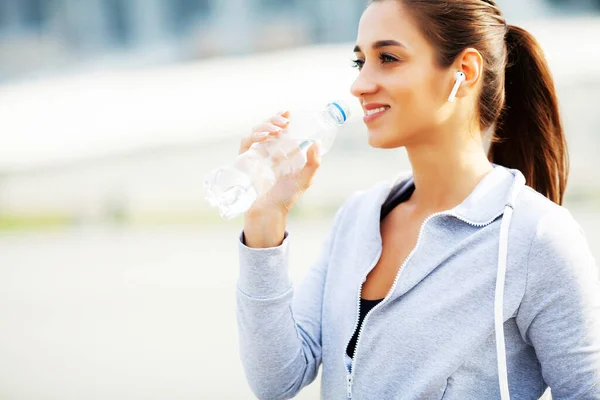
left=380, top=163, right=526, bottom=226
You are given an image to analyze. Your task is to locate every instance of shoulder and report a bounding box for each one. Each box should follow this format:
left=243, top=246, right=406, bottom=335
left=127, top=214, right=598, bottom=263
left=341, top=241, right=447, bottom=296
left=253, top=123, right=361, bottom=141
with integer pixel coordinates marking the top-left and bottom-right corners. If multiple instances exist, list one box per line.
left=514, top=186, right=596, bottom=283
left=337, top=179, right=393, bottom=215
left=515, top=185, right=585, bottom=241
left=341, top=170, right=412, bottom=210
left=326, top=179, right=394, bottom=238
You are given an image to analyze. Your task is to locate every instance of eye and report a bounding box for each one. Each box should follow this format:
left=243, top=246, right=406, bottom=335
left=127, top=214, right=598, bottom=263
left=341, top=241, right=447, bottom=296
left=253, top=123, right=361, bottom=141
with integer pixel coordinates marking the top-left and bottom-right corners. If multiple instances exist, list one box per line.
left=379, top=53, right=399, bottom=64
left=351, top=58, right=365, bottom=70
left=351, top=53, right=400, bottom=70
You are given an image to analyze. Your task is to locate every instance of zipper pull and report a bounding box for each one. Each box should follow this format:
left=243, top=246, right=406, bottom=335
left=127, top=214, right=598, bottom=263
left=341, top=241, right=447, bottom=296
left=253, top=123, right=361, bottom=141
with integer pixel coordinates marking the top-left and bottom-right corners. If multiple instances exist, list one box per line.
left=346, top=374, right=353, bottom=398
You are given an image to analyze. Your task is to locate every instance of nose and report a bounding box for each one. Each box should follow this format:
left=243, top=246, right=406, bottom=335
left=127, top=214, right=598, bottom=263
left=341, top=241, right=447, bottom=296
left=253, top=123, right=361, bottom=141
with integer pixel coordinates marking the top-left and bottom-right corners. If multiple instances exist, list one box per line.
left=350, top=69, right=378, bottom=99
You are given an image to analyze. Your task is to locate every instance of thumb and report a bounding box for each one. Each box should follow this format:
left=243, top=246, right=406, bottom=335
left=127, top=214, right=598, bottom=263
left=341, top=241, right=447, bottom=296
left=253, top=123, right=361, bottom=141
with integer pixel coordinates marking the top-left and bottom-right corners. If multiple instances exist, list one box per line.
left=297, top=141, right=322, bottom=190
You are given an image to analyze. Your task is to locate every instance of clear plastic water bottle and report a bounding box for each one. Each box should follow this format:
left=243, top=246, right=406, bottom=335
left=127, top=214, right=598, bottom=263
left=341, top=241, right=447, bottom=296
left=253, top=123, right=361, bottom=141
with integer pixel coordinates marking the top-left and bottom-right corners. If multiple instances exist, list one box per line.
left=204, top=100, right=351, bottom=219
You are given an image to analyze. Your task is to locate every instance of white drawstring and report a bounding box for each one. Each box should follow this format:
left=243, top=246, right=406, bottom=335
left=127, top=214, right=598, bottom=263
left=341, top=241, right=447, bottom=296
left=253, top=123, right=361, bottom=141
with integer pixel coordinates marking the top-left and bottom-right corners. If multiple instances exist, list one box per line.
left=494, top=171, right=525, bottom=400
left=495, top=204, right=513, bottom=400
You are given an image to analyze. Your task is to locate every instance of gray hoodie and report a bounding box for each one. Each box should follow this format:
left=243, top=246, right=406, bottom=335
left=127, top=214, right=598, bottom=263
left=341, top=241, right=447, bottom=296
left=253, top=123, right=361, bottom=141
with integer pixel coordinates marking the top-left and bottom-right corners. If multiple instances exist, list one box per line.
left=236, top=163, right=600, bottom=399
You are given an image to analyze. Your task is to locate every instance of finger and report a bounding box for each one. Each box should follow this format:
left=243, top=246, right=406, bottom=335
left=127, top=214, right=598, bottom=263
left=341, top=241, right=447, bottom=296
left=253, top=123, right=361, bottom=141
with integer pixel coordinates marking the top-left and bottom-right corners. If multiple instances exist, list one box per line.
left=297, top=142, right=321, bottom=190
left=252, top=122, right=284, bottom=134
left=306, top=141, right=322, bottom=168
left=239, top=132, right=268, bottom=154
left=240, top=126, right=284, bottom=153
left=269, top=114, right=290, bottom=129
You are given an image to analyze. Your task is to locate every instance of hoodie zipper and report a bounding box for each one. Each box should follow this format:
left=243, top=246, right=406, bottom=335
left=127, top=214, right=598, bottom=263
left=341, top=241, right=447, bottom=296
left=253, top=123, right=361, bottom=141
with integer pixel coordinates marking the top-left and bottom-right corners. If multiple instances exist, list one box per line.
left=344, top=209, right=504, bottom=398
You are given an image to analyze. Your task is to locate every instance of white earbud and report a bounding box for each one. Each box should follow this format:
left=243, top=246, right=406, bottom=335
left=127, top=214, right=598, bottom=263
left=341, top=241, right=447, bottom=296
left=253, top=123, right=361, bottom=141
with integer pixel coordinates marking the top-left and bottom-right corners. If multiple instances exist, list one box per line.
left=448, top=71, right=466, bottom=103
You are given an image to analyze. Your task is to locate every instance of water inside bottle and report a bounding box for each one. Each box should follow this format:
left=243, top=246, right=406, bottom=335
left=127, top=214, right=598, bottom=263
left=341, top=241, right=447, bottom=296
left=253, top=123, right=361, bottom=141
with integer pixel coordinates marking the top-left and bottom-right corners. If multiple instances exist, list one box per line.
left=285, top=111, right=336, bottom=156
left=204, top=166, right=258, bottom=219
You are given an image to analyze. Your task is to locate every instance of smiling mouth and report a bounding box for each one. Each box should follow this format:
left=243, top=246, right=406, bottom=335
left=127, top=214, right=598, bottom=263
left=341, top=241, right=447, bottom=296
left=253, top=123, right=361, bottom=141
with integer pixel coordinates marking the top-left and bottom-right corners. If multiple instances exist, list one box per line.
left=365, top=106, right=390, bottom=116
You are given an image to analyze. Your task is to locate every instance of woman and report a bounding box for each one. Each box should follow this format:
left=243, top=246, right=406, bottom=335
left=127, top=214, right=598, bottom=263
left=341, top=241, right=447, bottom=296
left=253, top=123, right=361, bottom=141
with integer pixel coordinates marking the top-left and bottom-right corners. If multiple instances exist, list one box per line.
left=235, top=0, right=600, bottom=398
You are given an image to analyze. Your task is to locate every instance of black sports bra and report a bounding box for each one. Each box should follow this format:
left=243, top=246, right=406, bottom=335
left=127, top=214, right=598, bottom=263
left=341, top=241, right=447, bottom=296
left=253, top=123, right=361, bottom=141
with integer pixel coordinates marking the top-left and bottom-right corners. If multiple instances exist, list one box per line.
left=380, top=177, right=416, bottom=222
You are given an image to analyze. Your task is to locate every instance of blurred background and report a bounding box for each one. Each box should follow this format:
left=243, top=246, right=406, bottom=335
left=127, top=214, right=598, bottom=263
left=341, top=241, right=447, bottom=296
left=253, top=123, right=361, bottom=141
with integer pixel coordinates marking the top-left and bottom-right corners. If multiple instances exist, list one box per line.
left=0, top=0, right=598, bottom=399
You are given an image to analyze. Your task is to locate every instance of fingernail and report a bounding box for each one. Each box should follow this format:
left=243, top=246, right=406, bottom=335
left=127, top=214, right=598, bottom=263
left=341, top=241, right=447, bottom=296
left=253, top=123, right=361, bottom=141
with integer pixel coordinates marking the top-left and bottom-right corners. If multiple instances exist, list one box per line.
left=314, top=141, right=323, bottom=154
left=256, top=131, right=269, bottom=138
left=275, top=116, right=290, bottom=125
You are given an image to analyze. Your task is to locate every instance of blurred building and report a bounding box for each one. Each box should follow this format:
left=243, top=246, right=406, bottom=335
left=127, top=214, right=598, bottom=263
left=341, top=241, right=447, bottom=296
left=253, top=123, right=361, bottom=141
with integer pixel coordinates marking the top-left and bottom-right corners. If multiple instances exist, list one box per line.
left=0, top=0, right=362, bottom=81
left=0, top=0, right=599, bottom=81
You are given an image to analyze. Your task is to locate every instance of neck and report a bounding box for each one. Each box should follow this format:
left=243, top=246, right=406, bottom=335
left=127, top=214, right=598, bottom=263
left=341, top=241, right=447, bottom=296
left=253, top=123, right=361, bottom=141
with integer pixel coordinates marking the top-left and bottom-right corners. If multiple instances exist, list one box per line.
left=404, top=131, right=494, bottom=214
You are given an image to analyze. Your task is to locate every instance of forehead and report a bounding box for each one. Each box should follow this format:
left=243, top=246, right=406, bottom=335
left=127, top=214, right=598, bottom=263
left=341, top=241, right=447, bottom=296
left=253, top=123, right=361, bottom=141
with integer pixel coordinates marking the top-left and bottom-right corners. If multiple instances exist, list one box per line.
left=356, top=1, right=423, bottom=52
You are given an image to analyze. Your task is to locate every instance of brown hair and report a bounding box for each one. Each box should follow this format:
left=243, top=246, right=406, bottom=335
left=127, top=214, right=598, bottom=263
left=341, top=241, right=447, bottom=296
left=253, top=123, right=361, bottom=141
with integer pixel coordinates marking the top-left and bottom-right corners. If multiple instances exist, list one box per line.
left=370, top=0, right=569, bottom=204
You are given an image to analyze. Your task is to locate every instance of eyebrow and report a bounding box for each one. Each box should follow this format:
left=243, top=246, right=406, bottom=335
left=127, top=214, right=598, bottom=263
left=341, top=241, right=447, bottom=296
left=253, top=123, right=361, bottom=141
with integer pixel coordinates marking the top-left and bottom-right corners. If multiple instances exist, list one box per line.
left=353, top=40, right=407, bottom=53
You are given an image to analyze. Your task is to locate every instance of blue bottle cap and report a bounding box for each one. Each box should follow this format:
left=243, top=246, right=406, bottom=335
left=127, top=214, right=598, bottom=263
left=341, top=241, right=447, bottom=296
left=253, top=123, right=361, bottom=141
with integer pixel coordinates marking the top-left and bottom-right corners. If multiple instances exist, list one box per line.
left=330, top=100, right=351, bottom=122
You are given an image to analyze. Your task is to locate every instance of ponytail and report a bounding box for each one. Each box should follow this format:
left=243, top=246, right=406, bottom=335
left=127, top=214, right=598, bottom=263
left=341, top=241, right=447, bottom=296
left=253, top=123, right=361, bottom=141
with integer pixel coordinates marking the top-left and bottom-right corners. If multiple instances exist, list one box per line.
left=490, top=25, right=569, bottom=205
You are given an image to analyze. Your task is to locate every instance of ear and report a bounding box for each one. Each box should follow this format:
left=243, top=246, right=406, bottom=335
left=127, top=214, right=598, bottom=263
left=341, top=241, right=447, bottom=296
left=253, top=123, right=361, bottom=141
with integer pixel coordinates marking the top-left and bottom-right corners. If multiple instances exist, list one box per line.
left=452, top=47, right=484, bottom=100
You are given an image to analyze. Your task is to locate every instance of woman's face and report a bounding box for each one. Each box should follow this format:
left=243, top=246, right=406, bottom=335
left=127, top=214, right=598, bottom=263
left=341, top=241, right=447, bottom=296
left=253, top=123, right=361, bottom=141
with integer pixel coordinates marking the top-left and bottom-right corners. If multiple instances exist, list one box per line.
left=350, top=1, right=453, bottom=149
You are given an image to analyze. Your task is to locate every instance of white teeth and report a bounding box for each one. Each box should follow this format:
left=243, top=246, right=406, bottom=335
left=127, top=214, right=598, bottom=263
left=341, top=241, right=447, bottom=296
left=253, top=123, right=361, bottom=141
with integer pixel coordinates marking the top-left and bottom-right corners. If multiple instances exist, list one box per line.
left=366, top=106, right=389, bottom=116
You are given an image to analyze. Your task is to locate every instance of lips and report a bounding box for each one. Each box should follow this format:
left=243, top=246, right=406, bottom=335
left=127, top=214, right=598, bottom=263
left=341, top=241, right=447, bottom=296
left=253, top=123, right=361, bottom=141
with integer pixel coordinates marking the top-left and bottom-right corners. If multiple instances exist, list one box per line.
left=362, top=104, right=391, bottom=123
left=365, top=106, right=390, bottom=116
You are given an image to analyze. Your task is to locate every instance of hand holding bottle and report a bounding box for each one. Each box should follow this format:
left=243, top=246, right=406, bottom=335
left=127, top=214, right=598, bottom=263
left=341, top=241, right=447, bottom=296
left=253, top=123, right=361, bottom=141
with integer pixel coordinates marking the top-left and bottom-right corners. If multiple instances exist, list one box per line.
left=239, top=110, right=322, bottom=218
left=204, top=101, right=350, bottom=221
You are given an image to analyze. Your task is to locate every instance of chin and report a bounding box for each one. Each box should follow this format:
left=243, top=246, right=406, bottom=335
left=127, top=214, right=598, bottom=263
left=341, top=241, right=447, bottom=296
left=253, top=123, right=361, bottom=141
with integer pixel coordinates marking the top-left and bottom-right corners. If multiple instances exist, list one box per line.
left=367, top=129, right=401, bottom=149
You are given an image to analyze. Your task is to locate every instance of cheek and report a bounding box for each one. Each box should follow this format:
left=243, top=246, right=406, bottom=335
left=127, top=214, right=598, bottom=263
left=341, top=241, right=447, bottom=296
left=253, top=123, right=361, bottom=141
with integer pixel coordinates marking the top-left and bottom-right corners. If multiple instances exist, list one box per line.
left=405, top=74, right=445, bottom=124
left=388, top=77, right=431, bottom=127
left=386, top=74, right=412, bottom=102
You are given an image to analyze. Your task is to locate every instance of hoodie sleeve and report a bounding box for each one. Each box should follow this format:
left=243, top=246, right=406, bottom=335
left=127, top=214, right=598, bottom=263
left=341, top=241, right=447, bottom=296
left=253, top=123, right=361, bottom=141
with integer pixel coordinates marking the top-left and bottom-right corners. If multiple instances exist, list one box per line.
left=516, top=207, right=600, bottom=399
left=235, top=201, right=348, bottom=400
